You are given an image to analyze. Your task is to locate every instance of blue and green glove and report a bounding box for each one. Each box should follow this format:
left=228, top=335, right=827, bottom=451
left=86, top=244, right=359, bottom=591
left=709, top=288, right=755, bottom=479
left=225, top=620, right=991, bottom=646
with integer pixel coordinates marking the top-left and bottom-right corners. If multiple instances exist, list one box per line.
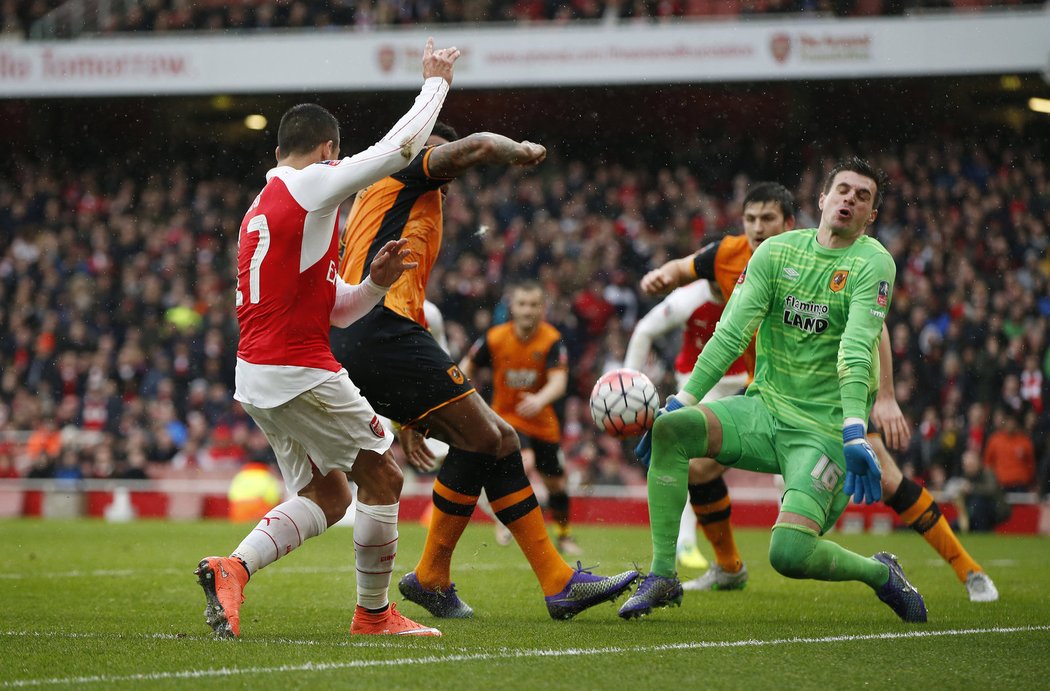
left=843, top=421, right=881, bottom=504
left=634, top=394, right=684, bottom=468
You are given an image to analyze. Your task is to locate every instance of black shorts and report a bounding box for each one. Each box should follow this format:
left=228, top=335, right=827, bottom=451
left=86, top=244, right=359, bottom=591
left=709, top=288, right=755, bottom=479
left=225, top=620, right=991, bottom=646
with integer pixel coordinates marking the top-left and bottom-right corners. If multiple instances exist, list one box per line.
left=332, top=306, right=474, bottom=426
left=519, top=435, right=564, bottom=477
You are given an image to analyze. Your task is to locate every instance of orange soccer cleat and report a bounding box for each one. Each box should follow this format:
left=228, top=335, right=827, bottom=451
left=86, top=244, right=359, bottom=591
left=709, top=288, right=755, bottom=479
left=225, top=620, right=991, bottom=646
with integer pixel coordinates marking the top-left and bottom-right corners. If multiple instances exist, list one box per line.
left=350, top=602, right=442, bottom=636
left=195, top=556, right=249, bottom=639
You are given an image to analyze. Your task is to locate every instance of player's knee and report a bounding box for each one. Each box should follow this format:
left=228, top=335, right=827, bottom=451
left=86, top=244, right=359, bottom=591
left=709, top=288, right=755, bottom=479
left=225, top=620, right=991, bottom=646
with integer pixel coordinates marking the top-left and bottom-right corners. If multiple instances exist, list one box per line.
left=308, top=484, right=353, bottom=527
left=652, top=408, right=707, bottom=467
left=768, top=527, right=816, bottom=580
left=354, top=453, right=404, bottom=507
left=378, top=456, right=405, bottom=496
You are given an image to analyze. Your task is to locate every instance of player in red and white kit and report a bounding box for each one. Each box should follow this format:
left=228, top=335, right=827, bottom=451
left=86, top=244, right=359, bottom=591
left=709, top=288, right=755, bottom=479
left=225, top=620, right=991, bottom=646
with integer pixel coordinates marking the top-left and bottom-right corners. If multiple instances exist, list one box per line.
left=624, top=279, right=749, bottom=572
left=195, top=38, right=459, bottom=639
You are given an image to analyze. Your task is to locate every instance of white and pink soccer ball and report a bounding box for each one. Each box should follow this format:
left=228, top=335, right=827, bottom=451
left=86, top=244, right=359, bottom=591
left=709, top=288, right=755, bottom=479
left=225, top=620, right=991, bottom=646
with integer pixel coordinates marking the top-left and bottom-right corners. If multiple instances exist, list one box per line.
left=589, top=368, right=659, bottom=439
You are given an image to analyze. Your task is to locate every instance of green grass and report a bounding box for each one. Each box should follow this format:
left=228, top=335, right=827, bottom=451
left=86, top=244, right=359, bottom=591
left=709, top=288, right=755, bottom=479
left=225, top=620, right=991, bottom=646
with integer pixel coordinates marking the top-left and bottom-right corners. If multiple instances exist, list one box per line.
left=2, top=519, right=1049, bottom=689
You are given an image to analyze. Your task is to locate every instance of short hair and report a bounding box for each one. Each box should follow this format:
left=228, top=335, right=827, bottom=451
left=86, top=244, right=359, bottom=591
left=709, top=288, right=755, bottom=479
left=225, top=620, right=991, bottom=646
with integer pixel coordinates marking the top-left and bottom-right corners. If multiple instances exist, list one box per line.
left=511, top=280, right=544, bottom=298
left=277, top=103, right=339, bottom=156
left=743, top=182, right=796, bottom=220
left=431, top=121, right=459, bottom=143
left=821, top=156, right=889, bottom=210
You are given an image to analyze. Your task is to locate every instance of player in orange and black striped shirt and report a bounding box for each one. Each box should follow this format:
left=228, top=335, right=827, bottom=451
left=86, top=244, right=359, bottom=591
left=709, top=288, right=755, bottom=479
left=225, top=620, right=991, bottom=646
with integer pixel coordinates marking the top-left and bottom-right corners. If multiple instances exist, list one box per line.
left=460, top=282, right=581, bottom=556
left=334, top=123, right=640, bottom=621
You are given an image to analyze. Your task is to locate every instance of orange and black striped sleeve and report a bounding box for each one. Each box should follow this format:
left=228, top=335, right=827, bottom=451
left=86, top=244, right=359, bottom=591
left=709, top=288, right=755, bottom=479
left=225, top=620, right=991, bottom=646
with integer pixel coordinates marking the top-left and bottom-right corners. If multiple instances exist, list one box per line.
left=690, top=240, right=722, bottom=282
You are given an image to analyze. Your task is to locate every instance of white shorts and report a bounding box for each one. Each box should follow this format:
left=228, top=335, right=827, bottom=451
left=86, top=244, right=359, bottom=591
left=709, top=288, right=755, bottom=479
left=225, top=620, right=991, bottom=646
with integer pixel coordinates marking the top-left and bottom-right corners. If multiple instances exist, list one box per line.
left=241, top=374, right=393, bottom=494
left=675, top=371, right=749, bottom=403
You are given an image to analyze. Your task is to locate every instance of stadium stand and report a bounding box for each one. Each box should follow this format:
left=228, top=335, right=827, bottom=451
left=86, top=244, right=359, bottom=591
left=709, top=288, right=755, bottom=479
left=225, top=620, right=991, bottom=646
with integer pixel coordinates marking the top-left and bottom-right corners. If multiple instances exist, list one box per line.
left=2, top=129, right=1048, bottom=508
left=17, top=0, right=1049, bottom=39
left=1, top=7, right=1047, bottom=531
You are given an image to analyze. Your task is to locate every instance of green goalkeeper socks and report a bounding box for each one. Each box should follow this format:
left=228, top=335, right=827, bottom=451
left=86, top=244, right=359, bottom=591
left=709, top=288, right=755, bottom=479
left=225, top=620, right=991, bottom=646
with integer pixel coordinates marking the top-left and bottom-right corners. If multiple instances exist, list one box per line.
left=768, top=524, right=889, bottom=588
left=647, top=407, right=711, bottom=577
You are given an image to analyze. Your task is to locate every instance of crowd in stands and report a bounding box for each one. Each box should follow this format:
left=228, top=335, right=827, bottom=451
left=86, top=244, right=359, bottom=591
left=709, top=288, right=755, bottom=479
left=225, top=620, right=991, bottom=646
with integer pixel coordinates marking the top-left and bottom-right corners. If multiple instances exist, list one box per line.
left=2, top=128, right=1049, bottom=509
left=7, top=0, right=1046, bottom=40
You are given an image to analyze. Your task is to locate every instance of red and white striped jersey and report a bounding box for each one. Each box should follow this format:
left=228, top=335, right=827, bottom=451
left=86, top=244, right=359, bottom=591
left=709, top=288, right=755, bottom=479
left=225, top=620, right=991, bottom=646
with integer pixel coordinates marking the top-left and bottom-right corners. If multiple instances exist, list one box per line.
left=234, top=77, right=449, bottom=409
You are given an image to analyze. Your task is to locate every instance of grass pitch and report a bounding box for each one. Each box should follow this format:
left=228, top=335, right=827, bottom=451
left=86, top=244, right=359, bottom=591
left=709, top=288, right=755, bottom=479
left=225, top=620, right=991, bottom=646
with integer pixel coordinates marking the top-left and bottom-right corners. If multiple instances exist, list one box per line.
left=2, top=518, right=1049, bottom=689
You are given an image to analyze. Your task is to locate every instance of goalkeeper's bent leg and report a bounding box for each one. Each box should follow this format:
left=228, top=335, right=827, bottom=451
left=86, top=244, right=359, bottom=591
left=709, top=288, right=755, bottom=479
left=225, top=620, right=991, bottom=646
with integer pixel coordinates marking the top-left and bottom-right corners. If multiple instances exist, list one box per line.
left=769, top=508, right=888, bottom=588
left=648, top=407, right=711, bottom=577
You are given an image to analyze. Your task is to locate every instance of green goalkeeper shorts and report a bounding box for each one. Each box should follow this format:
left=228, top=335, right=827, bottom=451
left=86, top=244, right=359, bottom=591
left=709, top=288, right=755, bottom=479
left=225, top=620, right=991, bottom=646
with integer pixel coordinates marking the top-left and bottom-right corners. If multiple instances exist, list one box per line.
left=704, top=395, right=850, bottom=535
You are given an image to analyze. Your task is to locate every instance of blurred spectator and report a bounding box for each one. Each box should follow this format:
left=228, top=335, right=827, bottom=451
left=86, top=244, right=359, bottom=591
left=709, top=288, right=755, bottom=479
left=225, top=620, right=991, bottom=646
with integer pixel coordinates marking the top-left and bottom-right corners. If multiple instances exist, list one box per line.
left=25, top=418, right=62, bottom=462
left=118, top=448, right=151, bottom=480
left=0, top=450, right=18, bottom=478
left=982, top=407, right=1037, bottom=492
left=1, top=128, right=1049, bottom=494
left=16, top=0, right=1049, bottom=39
left=946, top=449, right=1010, bottom=532
left=53, top=448, right=83, bottom=483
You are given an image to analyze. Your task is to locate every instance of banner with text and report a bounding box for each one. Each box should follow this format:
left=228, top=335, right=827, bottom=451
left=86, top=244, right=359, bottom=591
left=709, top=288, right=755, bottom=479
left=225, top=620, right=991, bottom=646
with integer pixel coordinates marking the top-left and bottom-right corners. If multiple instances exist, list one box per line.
left=1, top=13, right=1048, bottom=97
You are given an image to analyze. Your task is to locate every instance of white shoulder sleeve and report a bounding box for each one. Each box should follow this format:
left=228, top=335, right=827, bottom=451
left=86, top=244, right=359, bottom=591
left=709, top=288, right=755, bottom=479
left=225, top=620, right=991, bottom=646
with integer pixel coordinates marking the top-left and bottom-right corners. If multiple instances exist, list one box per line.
left=286, top=77, right=449, bottom=212
left=624, top=281, right=712, bottom=370
left=330, top=275, right=388, bottom=328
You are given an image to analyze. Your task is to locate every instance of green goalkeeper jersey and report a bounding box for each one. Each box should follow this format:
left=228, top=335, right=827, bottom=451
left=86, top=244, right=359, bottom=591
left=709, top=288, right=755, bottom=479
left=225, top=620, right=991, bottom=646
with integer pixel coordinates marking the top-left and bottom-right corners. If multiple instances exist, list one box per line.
left=683, top=228, right=895, bottom=447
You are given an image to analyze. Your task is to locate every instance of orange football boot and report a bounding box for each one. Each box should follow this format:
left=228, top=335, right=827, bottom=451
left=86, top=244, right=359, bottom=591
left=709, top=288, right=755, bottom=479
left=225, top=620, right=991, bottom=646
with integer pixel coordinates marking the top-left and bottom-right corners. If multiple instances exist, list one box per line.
left=195, top=556, right=249, bottom=638
left=350, top=602, right=442, bottom=636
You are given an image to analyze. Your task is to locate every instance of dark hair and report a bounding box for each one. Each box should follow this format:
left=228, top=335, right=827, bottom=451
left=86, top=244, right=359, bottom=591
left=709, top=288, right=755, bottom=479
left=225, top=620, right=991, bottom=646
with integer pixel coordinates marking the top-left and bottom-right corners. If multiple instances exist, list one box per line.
left=277, top=103, right=339, bottom=156
left=743, top=182, right=796, bottom=220
left=431, top=121, right=459, bottom=143
left=821, top=156, right=889, bottom=210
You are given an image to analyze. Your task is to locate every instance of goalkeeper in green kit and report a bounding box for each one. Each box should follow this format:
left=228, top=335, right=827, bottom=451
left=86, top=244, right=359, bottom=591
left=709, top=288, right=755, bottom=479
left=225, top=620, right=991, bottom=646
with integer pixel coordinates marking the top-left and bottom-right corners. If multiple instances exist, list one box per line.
left=621, top=158, right=927, bottom=623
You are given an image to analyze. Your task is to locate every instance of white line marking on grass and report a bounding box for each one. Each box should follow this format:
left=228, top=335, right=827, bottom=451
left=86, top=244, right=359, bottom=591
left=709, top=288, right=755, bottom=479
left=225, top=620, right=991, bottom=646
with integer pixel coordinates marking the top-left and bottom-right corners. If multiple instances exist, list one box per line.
left=0, top=562, right=527, bottom=580
left=3, top=625, right=1048, bottom=688
left=923, top=558, right=1018, bottom=569
left=0, top=630, right=440, bottom=650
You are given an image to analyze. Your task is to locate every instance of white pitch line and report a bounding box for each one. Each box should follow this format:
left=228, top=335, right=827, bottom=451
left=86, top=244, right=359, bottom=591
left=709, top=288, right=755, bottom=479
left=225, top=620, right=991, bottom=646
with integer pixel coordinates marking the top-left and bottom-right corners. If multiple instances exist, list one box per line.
left=0, top=630, right=460, bottom=651
left=0, top=561, right=528, bottom=580
left=3, top=626, right=1048, bottom=688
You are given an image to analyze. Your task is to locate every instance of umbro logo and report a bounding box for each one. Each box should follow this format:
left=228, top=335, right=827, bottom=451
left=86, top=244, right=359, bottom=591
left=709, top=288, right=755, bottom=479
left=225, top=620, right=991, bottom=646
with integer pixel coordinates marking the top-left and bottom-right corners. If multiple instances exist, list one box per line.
left=783, top=268, right=800, bottom=280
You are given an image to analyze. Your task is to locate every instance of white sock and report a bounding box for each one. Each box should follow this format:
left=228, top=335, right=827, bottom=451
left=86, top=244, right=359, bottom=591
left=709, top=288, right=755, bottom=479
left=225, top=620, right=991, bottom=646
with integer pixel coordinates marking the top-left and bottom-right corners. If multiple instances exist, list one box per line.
left=354, top=501, right=399, bottom=610
left=232, top=495, right=327, bottom=575
left=677, top=502, right=697, bottom=551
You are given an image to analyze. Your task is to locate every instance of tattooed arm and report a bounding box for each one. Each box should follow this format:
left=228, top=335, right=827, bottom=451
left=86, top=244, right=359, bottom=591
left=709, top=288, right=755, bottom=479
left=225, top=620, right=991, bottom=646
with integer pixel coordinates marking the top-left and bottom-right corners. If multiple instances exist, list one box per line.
left=426, top=133, right=546, bottom=179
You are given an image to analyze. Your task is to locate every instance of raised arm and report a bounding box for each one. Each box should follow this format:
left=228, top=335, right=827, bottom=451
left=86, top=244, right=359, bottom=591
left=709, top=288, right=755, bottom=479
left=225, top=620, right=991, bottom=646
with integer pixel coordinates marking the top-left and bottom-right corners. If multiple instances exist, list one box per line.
left=426, top=133, right=546, bottom=179
left=624, top=281, right=710, bottom=370
left=290, top=39, right=460, bottom=210
left=640, top=254, right=696, bottom=295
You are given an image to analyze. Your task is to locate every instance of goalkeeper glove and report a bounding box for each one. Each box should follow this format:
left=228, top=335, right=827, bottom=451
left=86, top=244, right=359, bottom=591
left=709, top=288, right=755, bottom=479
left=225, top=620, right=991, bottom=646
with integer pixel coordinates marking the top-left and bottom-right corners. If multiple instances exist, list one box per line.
left=634, top=394, right=684, bottom=468
left=843, top=422, right=882, bottom=505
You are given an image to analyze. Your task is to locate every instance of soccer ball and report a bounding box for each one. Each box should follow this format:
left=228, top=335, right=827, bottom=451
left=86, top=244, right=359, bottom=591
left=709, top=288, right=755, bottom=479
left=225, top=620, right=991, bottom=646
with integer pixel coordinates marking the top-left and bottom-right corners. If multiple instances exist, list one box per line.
left=589, top=368, right=659, bottom=439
